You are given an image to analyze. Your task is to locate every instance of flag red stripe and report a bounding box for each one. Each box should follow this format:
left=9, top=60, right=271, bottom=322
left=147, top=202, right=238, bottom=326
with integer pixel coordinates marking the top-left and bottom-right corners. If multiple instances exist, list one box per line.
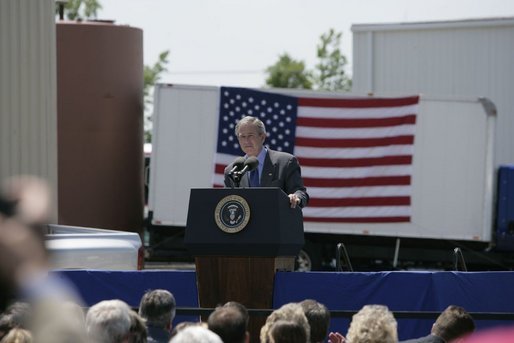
left=295, top=135, right=414, bottom=148
left=298, top=96, right=420, bottom=108
left=303, top=216, right=411, bottom=223
left=303, top=176, right=411, bottom=187
left=297, top=115, right=416, bottom=128
left=299, top=155, right=412, bottom=168
left=308, top=196, right=410, bottom=207
left=215, top=164, right=228, bottom=174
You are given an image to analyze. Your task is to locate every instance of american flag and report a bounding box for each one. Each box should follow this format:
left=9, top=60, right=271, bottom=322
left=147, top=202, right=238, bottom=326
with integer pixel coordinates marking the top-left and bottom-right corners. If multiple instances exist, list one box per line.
left=213, top=87, right=419, bottom=223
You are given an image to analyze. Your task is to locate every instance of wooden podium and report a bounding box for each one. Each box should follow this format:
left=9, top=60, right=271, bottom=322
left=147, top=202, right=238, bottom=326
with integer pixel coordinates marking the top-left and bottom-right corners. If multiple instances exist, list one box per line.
left=184, top=188, right=304, bottom=342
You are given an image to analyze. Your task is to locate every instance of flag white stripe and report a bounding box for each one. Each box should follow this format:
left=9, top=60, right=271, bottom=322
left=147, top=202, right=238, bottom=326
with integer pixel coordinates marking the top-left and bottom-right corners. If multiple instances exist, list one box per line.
left=308, top=185, right=412, bottom=198
left=295, top=124, right=415, bottom=139
left=294, top=145, right=414, bottom=159
left=298, top=104, right=418, bottom=119
left=303, top=206, right=411, bottom=218
left=302, top=165, right=412, bottom=178
left=214, top=153, right=239, bottom=166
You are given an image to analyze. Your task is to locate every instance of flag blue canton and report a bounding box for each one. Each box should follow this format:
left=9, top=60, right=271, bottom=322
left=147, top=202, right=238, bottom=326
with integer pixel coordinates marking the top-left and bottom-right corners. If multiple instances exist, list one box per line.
left=216, top=87, right=298, bottom=155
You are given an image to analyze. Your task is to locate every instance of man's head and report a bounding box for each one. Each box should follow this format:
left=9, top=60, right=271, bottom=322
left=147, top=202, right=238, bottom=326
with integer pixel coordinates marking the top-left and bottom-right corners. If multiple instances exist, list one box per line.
left=208, top=305, right=249, bottom=343
left=299, top=299, right=330, bottom=343
left=431, top=305, right=475, bottom=342
left=138, top=289, right=176, bottom=330
left=235, top=116, right=267, bottom=157
left=346, top=304, right=397, bottom=343
left=86, top=299, right=132, bottom=343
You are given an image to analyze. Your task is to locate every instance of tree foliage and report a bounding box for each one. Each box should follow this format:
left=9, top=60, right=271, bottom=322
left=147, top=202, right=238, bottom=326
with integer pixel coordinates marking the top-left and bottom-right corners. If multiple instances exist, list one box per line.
left=265, top=53, right=313, bottom=89
left=265, top=28, right=351, bottom=91
left=143, top=51, right=170, bottom=143
left=313, top=28, right=352, bottom=91
left=57, top=0, right=102, bottom=20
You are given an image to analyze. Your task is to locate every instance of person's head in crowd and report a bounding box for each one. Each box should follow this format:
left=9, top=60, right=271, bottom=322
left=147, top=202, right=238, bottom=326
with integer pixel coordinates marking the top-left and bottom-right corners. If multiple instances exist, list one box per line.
left=169, top=325, right=223, bottom=343
left=0, top=302, right=31, bottom=341
left=346, top=304, right=397, bottom=343
left=170, top=322, right=207, bottom=339
left=207, top=304, right=249, bottom=343
left=29, top=299, right=88, bottom=343
left=260, top=303, right=310, bottom=343
left=128, top=310, right=147, bottom=343
left=62, top=301, right=86, bottom=328
left=0, top=301, right=31, bottom=330
left=138, top=289, right=175, bottom=331
left=0, top=176, right=51, bottom=312
left=223, top=301, right=249, bottom=328
left=300, top=299, right=330, bottom=343
left=86, top=299, right=132, bottom=343
left=0, top=314, right=14, bottom=341
left=0, top=327, right=33, bottom=343
left=268, top=319, right=308, bottom=343
left=431, top=305, right=475, bottom=342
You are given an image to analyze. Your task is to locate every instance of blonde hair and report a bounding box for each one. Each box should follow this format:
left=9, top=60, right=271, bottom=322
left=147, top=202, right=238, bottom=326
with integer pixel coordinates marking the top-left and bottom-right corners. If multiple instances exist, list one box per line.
left=260, top=303, right=310, bottom=343
left=346, top=305, right=397, bottom=343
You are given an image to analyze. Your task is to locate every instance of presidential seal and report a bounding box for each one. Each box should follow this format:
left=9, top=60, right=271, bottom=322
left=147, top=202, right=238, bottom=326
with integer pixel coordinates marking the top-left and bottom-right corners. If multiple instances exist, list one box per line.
left=214, top=195, right=250, bottom=233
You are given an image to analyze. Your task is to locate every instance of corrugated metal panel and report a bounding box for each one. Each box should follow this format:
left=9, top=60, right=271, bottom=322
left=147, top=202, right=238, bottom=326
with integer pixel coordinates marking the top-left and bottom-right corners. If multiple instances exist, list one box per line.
left=0, top=0, right=57, bottom=219
left=352, top=17, right=514, bottom=166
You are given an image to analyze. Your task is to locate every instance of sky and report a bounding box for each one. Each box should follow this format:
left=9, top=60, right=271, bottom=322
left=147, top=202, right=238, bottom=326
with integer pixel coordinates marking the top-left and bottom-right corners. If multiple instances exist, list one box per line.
left=98, top=0, right=514, bottom=88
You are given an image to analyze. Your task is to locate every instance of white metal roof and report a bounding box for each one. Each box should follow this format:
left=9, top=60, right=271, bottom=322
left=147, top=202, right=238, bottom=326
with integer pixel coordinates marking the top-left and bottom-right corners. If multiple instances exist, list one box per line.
left=352, top=16, right=514, bottom=32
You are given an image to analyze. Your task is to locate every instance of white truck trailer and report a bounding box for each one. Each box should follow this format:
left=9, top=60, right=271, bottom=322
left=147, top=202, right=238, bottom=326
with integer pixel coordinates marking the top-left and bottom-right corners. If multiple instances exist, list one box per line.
left=45, top=224, right=143, bottom=270
left=145, top=83, right=514, bottom=271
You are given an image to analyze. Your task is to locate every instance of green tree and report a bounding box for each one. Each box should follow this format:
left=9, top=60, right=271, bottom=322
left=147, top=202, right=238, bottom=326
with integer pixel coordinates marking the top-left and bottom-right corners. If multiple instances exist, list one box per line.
left=265, top=53, right=312, bottom=89
left=57, top=0, right=102, bottom=20
left=313, top=28, right=352, bottom=91
left=144, top=51, right=170, bottom=143
left=264, top=28, right=351, bottom=91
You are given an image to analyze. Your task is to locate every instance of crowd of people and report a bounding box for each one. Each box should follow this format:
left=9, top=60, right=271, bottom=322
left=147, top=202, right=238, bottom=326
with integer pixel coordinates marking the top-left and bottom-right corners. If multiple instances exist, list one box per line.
left=0, top=288, right=483, bottom=343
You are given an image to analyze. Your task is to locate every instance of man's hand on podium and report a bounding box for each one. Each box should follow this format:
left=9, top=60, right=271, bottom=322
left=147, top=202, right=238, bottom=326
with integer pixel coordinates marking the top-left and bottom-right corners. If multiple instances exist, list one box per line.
left=288, top=193, right=301, bottom=208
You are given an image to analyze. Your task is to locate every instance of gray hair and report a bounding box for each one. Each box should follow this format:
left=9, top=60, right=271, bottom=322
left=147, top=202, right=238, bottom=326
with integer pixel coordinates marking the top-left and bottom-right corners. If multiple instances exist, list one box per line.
left=170, top=326, right=223, bottom=343
left=138, top=289, right=176, bottom=328
left=235, top=116, right=267, bottom=136
left=346, top=305, right=397, bottom=343
left=86, top=300, right=132, bottom=343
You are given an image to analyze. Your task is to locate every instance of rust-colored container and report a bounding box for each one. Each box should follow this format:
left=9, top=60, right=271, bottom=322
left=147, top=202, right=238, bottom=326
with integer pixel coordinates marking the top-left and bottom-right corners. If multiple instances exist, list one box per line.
left=56, top=21, right=144, bottom=234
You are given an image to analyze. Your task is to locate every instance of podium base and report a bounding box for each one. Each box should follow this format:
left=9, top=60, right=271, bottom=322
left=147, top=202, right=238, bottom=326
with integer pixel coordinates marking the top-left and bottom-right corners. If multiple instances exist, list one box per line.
left=195, top=256, right=294, bottom=342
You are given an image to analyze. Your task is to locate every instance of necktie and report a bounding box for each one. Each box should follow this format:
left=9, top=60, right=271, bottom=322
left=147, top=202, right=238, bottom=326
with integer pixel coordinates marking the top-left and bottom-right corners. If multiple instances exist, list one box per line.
left=249, top=169, right=260, bottom=187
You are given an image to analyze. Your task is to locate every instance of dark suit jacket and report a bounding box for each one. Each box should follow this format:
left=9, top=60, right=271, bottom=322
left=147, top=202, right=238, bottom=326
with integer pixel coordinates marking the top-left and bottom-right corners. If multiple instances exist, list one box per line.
left=224, top=149, right=309, bottom=208
left=401, top=334, right=445, bottom=343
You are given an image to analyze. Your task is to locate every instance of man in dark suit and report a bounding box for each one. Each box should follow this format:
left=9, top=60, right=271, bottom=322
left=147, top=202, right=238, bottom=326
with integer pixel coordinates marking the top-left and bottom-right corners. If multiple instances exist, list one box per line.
left=401, top=305, right=475, bottom=343
left=224, top=116, right=308, bottom=208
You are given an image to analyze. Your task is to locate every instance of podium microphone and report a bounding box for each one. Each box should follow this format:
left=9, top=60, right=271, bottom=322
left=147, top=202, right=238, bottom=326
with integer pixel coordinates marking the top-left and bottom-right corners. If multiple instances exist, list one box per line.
left=228, top=157, right=246, bottom=175
left=237, top=157, right=259, bottom=176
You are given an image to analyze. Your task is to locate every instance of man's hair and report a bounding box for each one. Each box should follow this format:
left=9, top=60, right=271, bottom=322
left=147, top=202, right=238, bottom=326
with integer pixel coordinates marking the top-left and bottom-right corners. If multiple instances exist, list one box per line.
left=431, top=305, right=475, bottom=341
left=86, top=299, right=132, bottom=343
left=346, top=305, right=397, bottom=343
left=223, top=302, right=249, bottom=328
left=138, top=289, right=176, bottom=328
left=207, top=306, right=247, bottom=343
left=235, top=116, right=267, bottom=136
left=299, top=299, right=330, bottom=343
left=260, top=303, right=310, bottom=343
left=269, top=320, right=308, bottom=343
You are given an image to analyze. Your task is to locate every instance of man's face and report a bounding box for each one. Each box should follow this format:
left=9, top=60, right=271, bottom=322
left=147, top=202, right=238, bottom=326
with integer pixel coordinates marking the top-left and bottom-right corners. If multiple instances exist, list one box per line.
left=237, top=123, right=265, bottom=157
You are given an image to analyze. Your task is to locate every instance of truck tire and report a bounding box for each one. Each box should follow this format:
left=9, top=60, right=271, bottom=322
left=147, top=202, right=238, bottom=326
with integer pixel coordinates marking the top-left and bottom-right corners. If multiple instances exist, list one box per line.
left=295, top=242, right=323, bottom=271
